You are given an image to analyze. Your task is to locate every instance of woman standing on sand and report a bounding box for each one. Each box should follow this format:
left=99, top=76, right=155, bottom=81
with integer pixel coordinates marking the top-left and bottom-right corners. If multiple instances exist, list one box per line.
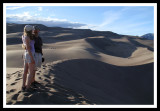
left=22, top=25, right=36, bottom=91
left=22, top=25, right=44, bottom=87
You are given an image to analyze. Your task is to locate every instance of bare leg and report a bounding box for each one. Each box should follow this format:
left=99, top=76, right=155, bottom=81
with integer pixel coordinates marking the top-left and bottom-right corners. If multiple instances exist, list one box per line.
left=26, top=63, right=35, bottom=89
left=22, top=60, right=28, bottom=87
left=32, top=69, right=36, bottom=83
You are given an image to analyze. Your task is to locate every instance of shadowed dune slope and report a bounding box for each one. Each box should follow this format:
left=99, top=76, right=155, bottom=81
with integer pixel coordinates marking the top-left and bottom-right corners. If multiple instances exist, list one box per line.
left=50, top=59, right=154, bottom=104
left=85, top=36, right=136, bottom=58
left=6, top=59, right=153, bottom=105
left=85, top=36, right=153, bottom=58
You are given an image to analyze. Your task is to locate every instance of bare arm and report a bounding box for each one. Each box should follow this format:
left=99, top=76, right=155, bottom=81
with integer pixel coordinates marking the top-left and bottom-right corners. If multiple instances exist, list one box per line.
left=22, top=44, right=31, bottom=50
left=22, top=44, right=26, bottom=49
left=22, top=35, right=26, bottom=50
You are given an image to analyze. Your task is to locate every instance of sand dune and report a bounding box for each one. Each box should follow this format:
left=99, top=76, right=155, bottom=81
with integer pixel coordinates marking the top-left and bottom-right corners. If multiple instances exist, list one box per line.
left=6, top=24, right=154, bottom=105
left=49, top=59, right=153, bottom=104
left=6, top=64, right=93, bottom=105
left=7, top=36, right=153, bottom=68
left=6, top=59, right=153, bottom=104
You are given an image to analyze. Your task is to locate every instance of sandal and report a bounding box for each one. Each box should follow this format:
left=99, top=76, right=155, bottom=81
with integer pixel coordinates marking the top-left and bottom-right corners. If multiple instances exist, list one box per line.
left=31, top=81, right=40, bottom=87
left=21, top=86, right=26, bottom=91
left=33, top=81, right=40, bottom=84
left=31, top=82, right=36, bottom=88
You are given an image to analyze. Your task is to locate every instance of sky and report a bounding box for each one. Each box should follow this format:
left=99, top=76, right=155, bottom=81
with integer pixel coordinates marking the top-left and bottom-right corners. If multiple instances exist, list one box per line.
left=5, top=4, right=155, bottom=36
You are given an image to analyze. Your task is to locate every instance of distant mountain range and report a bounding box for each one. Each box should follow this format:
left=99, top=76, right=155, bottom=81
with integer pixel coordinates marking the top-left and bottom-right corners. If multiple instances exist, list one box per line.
left=7, top=23, right=154, bottom=41
left=6, top=23, right=120, bottom=37
left=141, top=33, right=154, bottom=40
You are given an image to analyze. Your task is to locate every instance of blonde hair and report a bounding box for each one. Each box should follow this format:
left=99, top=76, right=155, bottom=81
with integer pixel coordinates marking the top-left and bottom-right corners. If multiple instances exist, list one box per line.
left=23, top=28, right=34, bottom=40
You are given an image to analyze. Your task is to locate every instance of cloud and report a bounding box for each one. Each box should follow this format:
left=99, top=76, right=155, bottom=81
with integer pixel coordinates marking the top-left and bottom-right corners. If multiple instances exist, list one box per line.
left=101, top=11, right=121, bottom=27
left=91, top=7, right=154, bottom=36
left=34, top=13, right=40, bottom=16
left=93, top=8, right=126, bottom=31
left=6, top=6, right=25, bottom=10
left=6, top=12, right=32, bottom=22
left=6, top=12, right=87, bottom=28
left=38, top=7, right=43, bottom=11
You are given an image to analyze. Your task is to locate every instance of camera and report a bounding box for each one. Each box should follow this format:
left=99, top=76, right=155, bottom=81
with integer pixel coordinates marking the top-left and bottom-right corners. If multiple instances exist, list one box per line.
left=42, top=57, right=45, bottom=62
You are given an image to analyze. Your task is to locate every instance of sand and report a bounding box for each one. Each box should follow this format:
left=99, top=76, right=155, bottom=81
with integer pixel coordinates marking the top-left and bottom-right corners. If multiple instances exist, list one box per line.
left=5, top=26, right=154, bottom=105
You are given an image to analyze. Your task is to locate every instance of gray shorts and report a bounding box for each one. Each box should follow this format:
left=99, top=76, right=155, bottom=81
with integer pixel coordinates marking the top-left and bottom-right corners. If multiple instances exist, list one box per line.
left=35, top=52, right=42, bottom=67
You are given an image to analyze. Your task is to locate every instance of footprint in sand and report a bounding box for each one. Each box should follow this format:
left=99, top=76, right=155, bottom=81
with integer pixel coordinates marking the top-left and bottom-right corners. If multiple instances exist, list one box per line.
left=17, top=73, right=22, bottom=78
left=7, top=76, right=10, bottom=80
left=11, top=93, right=19, bottom=100
left=44, top=75, right=50, bottom=79
left=10, top=91, right=22, bottom=101
left=11, top=82, right=17, bottom=86
left=15, top=78, right=21, bottom=81
left=12, top=72, right=17, bottom=75
left=10, top=89, right=16, bottom=93
left=50, top=76, right=54, bottom=80
left=38, top=77, right=42, bottom=80
left=37, top=72, right=40, bottom=75
left=7, top=74, right=11, bottom=79
left=47, top=64, right=52, bottom=67
left=6, top=91, right=10, bottom=94
left=42, top=64, right=46, bottom=67
left=44, top=78, right=50, bottom=83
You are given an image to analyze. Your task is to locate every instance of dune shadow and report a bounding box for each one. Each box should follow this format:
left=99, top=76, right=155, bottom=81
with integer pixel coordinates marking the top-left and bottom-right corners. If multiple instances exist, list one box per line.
left=51, top=59, right=154, bottom=104
left=7, top=28, right=112, bottom=45
left=40, top=29, right=95, bottom=44
left=6, top=30, right=91, bottom=45
left=6, top=59, right=154, bottom=105
left=128, top=37, right=154, bottom=51
left=85, top=37, right=137, bottom=58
